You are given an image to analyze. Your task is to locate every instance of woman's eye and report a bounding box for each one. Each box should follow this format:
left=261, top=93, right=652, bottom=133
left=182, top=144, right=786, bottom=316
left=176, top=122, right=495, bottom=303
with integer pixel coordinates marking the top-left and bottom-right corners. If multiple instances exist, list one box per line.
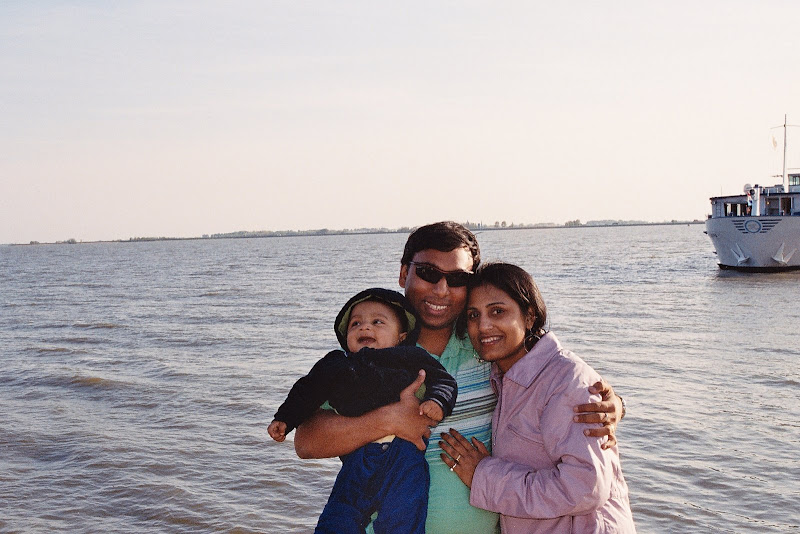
left=466, top=311, right=478, bottom=320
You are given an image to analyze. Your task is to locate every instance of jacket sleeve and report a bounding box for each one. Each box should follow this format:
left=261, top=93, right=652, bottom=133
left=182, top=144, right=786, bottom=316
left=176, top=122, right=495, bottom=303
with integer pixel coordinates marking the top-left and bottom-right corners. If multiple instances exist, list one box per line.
left=403, top=346, right=458, bottom=418
left=272, top=350, right=345, bottom=433
left=470, top=366, right=613, bottom=519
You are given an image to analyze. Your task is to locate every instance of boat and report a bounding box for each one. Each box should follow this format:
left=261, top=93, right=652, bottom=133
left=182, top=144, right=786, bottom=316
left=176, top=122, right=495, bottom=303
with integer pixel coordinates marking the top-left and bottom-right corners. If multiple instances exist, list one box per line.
left=705, top=116, right=800, bottom=271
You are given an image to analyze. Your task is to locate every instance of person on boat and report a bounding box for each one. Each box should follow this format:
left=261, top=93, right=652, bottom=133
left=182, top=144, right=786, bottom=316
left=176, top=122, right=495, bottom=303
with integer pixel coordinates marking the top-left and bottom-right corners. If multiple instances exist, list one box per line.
left=440, top=262, right=636, bottom=533
left=269, top=288, right=457, bottom=533
left=294, top=222, right=625, bottom=534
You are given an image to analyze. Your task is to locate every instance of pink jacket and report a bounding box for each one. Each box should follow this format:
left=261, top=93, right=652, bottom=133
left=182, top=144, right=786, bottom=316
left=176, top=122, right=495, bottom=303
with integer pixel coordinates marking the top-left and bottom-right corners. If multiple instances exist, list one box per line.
left=470, top=333, right=636, bottom=533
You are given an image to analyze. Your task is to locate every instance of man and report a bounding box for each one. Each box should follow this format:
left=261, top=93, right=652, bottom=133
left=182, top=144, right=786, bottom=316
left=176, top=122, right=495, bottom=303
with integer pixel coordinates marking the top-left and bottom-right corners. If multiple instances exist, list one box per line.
left=295, top=221, right=623, bottom=533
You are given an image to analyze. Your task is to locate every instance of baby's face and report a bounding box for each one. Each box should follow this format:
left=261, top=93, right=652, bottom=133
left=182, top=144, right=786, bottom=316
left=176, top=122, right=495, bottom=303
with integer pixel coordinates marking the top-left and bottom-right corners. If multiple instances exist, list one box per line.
left=346, top=300, right=406, bottom=352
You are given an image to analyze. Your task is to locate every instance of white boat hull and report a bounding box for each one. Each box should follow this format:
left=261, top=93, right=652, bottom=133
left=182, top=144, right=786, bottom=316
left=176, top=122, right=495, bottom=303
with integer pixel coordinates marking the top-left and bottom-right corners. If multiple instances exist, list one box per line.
left=706, top=216, right=800, bottom=271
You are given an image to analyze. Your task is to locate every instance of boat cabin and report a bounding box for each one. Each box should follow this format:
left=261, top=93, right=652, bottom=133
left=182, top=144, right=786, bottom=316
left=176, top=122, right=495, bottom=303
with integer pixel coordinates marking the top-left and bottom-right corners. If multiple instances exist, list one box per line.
left=710, top=175, right=800, bottom=218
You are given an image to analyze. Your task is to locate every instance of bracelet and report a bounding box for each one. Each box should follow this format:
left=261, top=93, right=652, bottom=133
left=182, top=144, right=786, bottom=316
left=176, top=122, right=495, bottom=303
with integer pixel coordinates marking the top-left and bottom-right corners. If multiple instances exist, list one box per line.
left=619, top=395, right=627, bottom=420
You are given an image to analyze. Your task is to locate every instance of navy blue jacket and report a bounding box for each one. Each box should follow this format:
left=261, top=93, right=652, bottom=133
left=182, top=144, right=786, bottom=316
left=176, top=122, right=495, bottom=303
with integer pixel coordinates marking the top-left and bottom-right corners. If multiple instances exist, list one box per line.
left=274, top=345, right=458, bottom=433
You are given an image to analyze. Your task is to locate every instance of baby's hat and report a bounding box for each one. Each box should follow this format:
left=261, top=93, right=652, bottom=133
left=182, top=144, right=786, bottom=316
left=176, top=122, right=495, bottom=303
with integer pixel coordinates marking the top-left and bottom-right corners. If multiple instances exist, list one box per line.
left=334, top=288, right=420, bottom=351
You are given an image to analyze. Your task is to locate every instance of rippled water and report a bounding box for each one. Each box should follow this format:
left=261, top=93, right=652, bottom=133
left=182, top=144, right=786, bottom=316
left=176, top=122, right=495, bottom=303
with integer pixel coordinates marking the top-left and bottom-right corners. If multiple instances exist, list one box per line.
left=1, top=226, right=798, bottom=533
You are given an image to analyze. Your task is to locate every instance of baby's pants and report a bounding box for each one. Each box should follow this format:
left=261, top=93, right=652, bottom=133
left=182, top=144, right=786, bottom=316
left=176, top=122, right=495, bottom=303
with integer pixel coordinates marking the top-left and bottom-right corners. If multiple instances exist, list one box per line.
left=314, top=437, right=429, bottom=534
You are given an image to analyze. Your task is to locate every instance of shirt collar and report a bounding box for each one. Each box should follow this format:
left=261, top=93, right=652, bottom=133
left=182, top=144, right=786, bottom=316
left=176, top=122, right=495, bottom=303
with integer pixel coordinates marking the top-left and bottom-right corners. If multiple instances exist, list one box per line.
left=415, top=325, right=473, bottom=362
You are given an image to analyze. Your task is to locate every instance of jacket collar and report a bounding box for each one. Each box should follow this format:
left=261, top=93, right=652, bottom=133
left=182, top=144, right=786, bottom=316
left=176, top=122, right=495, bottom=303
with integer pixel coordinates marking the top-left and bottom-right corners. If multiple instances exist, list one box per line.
left=490, top=332, right=560, bottom=389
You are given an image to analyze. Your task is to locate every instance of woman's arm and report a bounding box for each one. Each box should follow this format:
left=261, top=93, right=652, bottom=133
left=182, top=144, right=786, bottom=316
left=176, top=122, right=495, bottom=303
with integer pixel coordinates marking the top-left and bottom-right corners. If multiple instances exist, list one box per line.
left=461, top=363, right=616, bottom=519
left=293, top=370, right=433, bottom=458
left=472, top=381, right=613, bottom=519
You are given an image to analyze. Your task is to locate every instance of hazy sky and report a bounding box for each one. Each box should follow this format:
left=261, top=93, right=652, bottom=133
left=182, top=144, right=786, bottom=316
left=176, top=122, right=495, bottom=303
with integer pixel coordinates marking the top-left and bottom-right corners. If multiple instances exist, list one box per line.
left=3, top=1, right=800, bottom=244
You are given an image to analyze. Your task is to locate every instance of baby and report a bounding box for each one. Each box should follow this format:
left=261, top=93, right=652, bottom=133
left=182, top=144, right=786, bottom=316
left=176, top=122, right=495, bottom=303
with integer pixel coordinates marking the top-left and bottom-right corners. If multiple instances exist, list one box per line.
left=268, top=288, right=457, bottom=534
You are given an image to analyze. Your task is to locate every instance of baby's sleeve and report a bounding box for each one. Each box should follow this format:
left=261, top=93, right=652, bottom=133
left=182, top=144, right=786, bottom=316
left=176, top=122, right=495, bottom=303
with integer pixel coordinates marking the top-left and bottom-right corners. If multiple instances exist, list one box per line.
left=272, top=350, right=345, bottom=432
left=404, top=347, right=457, bottom=417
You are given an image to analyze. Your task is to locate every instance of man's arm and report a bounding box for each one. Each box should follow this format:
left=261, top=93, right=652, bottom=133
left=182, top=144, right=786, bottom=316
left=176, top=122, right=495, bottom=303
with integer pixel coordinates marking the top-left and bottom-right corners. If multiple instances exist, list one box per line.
left=572, top=379, right=623, bottom=449
left=294, top=370, right=434, bottom=459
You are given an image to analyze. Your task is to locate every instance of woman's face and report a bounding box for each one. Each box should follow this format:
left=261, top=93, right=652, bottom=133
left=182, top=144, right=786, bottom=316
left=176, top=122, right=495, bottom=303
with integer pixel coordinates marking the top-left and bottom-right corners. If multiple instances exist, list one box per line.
left=466, top=283, right=533, bottom=373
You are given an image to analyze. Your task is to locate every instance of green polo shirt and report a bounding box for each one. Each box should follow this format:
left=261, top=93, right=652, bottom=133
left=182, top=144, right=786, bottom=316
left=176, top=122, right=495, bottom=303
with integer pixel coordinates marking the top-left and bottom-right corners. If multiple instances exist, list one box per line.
left=421, top=330, right=499, bottom=534
left=365, top=329, right=499, bottom=533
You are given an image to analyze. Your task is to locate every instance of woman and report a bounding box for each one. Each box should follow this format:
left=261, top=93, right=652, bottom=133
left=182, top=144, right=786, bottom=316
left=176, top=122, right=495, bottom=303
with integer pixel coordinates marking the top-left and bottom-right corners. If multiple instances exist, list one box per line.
left=440, top=262, right=636, bottom=533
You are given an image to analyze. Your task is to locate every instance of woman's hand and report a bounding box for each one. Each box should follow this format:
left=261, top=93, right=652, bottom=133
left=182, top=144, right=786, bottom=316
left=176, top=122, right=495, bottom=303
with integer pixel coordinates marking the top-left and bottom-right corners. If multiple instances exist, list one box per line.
left=439, top=428, right=490, bottom=488
left=572, top=379, right=623, bottom=449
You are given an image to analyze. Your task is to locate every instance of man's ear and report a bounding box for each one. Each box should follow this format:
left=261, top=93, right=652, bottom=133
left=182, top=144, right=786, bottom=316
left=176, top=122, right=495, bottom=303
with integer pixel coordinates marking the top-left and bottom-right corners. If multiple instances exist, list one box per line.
left=399, top=264, right=409, bottom=289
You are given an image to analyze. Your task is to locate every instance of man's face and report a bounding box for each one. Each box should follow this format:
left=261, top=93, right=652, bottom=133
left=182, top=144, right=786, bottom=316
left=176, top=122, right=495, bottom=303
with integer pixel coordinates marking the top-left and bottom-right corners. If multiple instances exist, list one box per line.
left=399, top=247, right=473, bottom=333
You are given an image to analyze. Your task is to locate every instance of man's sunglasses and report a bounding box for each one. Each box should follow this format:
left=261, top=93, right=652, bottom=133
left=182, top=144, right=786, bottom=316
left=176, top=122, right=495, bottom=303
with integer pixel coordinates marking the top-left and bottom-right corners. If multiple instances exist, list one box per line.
left=409, top=262, right=473, bottom=287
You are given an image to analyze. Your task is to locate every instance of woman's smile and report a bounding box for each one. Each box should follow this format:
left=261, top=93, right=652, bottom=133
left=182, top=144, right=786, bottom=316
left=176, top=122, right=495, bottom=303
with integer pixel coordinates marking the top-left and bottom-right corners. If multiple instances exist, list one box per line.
left=477, top=334, right=503, bottom=345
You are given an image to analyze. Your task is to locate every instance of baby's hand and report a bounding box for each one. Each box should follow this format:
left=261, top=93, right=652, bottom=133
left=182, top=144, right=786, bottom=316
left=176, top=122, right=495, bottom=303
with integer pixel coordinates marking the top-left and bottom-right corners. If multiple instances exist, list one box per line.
left=268, top=420, right=287, bottom=442
left=419, top=400, right=444, bottom=423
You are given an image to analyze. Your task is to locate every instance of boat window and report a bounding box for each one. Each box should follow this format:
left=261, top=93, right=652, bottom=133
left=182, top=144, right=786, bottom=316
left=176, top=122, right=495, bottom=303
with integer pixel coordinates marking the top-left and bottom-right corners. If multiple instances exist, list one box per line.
left=725, top=203, right=747, bottom=216
left=781, top=197, right=791, bottom=216
left=766, top=198, right=780, bottom=216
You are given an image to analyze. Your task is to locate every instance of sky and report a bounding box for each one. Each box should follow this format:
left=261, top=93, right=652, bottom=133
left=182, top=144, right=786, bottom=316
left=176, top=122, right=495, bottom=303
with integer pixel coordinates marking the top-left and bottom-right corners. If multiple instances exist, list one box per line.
left=3, top=1, right=800, bottom=244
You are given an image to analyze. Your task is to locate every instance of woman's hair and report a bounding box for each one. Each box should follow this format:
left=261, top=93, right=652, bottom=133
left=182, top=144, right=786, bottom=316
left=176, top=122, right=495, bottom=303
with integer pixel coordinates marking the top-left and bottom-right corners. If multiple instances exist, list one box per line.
left=458, top=262, right=548, bottom=338
left=401, top=221, right=480, bottom=269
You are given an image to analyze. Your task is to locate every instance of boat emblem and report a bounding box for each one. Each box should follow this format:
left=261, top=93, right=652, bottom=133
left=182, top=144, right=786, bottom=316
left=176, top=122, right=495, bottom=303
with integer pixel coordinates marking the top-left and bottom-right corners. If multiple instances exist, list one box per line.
left=732, top=219, right=781, bottom=234
left=744, top=220, right=762, bottom=233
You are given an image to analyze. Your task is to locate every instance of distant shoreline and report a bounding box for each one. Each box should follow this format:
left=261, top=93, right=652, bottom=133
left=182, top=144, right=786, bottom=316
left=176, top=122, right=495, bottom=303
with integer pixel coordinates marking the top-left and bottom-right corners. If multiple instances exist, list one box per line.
left=9, top=220, right=705, bottom=246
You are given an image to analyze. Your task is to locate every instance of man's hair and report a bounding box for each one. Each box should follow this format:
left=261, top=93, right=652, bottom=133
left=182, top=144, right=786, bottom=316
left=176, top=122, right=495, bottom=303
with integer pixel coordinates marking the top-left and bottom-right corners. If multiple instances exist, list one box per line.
left=401, top=221, right=480, bottom=269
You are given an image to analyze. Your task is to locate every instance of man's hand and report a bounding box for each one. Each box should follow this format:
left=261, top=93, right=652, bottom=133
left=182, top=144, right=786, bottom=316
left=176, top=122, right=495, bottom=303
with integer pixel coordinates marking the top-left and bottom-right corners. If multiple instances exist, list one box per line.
left=573, top=379, right=623, bottom=449
left=383, top=370, right=436, bottom=450
left=294, top=370, right=435, bottom=458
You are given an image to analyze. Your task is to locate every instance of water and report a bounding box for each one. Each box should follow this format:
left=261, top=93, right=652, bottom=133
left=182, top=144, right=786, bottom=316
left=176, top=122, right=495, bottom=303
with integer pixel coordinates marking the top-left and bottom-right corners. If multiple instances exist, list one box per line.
left=1, top=226, right=798, bottom=533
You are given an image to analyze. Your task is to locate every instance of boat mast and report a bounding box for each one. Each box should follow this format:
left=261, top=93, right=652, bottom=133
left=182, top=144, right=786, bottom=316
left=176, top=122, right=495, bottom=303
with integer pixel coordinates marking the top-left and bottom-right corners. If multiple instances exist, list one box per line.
left=783, top=114, right=788, bottom=192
